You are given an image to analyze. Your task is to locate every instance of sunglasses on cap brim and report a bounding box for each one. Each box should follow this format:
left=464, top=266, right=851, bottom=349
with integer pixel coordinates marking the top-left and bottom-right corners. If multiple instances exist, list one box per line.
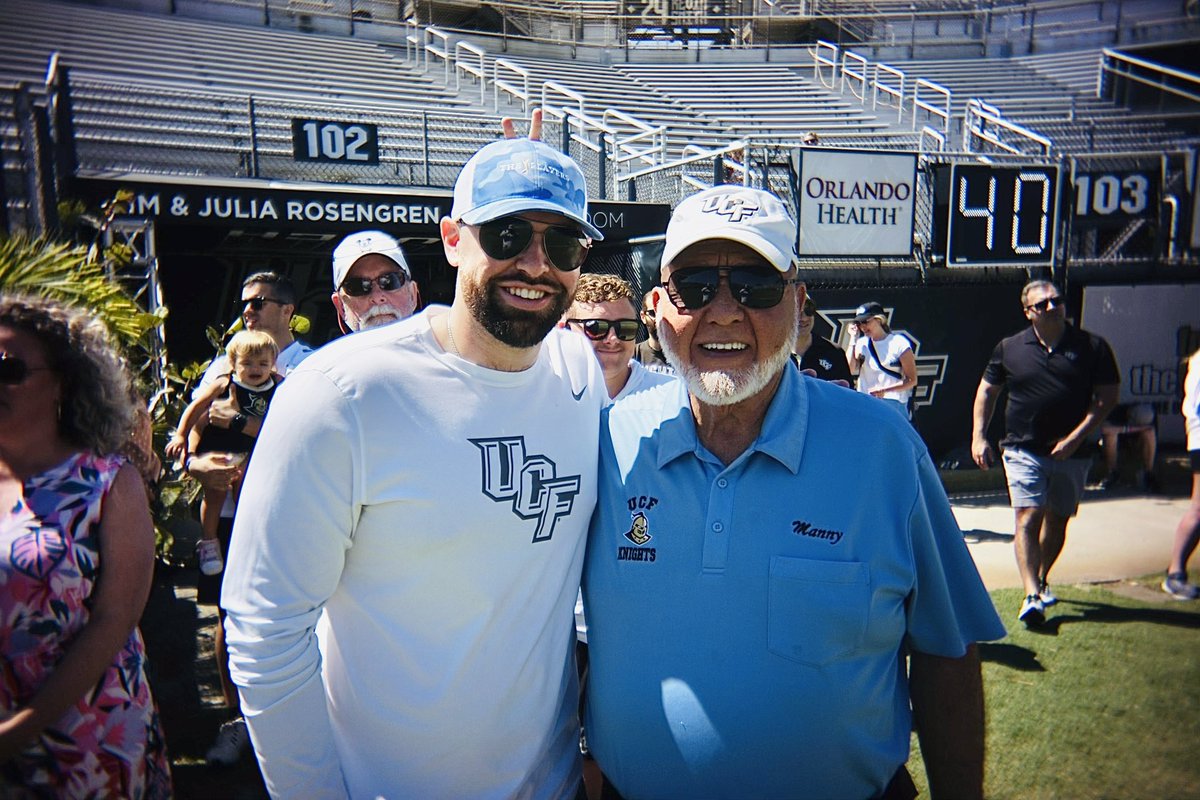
left=568, top=318, right=640, bottom=341
left=472, top=216, right=590, bottom=272
left=341, top=270, right=409, bottom=297
left=662, top=267, right=800, bottom=311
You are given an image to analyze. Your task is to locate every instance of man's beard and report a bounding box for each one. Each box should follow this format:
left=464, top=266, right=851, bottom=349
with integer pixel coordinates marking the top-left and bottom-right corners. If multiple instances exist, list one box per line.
left=659, top=309, right=798, bottom=407
left=345, top=303, right=403, bottom=332
left=462, top=271, right=570, bottom=349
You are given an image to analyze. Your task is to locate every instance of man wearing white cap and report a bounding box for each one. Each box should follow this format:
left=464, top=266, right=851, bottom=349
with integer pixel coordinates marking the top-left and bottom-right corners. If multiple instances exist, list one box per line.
left=580, top=185, right=1004, bottom=800
left=221, top=126, right=607, bottom=799
left=330, top=229, right=420, bottom=332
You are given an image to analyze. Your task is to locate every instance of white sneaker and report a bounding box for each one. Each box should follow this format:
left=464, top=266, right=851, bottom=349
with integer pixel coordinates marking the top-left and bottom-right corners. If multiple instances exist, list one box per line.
left=1018, top=594, right=1045, bottom=626
left=197, top=538, right=224, bottom=576
left=205, top=717, right=249, bottom=766
left=1039, top=583, right=1058, bottom=607
left=1162, top=573, right=1200, bottom=600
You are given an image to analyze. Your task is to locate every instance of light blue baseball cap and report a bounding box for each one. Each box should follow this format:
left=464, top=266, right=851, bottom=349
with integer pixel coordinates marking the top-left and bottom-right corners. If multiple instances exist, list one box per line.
left=451, top=138, right=604, bottom=241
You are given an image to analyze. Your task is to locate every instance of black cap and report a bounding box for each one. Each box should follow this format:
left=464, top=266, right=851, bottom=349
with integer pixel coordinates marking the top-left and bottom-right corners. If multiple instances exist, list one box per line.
left=852, top=301, right=885, bottom=324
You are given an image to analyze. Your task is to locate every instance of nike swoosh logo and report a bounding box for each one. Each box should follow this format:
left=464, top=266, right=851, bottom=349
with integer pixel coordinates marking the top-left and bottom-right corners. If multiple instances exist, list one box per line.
left=572, top=386, right=586, bottom=401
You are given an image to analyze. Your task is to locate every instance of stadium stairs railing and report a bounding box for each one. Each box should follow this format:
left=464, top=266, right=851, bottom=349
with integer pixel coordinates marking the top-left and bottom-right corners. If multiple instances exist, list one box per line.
left=7, top=62, right=1196, bottom=269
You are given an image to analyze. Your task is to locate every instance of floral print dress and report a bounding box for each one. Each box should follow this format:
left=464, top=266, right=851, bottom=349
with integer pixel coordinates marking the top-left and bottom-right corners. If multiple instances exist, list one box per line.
left=0, top=452, right=171, bottom=798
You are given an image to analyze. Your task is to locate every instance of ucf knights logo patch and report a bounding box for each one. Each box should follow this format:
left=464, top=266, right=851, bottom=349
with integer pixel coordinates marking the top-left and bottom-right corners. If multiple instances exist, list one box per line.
left=624, top=512, right=652, bottom=545
left=470, top=436, right=581, bottom=543
left=619, top=510, right=656, bottom=563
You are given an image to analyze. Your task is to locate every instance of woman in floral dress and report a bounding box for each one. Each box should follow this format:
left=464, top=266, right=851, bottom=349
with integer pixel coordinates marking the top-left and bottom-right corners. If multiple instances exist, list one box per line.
left=0, top=294, right=171, bottom=798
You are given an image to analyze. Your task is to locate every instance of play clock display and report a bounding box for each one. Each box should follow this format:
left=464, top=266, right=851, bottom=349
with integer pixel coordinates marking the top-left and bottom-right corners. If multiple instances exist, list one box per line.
left=939, top=163, right=1060, bottom=266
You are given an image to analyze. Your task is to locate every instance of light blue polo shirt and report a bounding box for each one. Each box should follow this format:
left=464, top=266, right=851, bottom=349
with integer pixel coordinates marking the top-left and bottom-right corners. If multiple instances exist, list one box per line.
left=581, top=369, right=1005, bottom=800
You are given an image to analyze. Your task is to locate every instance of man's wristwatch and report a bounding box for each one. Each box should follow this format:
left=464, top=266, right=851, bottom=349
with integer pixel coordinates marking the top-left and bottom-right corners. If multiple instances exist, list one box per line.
left=230, top=413, right=248, bottom=433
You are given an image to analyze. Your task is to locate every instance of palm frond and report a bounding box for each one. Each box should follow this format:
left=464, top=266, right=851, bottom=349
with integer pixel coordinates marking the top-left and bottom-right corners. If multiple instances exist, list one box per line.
left=0, top=235, right=162, bottom=347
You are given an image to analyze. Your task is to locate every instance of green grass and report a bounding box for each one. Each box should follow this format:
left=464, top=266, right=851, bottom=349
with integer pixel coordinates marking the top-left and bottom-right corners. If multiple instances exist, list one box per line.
left=908, top=578, right=1200, bottom=799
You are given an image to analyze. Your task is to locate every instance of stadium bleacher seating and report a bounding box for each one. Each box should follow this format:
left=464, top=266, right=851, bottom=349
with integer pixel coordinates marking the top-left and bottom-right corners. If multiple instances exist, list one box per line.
left=616, top=62, right=890, bottom=143
left=882, top=50, right=1199, bottom=154
left=0, top=0, right=465, bottom=107
left=0, top=0, right=508, bottom=186
left=1, top=0, right=1197, bottom=208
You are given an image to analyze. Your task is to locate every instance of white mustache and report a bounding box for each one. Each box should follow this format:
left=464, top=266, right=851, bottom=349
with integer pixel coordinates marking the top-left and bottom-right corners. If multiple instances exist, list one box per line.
left=352, top=304, right=402, bottom=330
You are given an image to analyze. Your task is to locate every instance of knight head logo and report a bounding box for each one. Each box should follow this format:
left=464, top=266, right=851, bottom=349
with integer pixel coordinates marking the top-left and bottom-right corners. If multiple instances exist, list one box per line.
left=624, top=511, right=652, bottom=546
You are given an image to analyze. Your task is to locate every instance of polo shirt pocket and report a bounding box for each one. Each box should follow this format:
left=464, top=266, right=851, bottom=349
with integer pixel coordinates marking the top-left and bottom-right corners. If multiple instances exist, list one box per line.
left=768, top=556, right=870, bottom=667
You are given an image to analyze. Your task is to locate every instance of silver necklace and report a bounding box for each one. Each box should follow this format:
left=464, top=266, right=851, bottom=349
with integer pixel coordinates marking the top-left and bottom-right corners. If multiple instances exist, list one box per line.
left=444, top=314, right=460, bottom=356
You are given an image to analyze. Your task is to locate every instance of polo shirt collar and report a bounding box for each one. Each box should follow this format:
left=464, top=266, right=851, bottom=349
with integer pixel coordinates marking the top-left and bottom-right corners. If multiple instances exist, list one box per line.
left=1023, top=321, right=1077, bottom=351
left=654, top=364, right=808, bottom=475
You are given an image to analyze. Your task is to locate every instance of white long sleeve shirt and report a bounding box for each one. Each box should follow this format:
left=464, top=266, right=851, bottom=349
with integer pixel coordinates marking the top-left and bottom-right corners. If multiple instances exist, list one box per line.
left=221, top=307, right=606, bottom=799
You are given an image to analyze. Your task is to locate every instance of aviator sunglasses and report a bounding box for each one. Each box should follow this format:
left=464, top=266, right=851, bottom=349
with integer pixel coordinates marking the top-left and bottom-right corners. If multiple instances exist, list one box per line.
left=473, top=216, right=590, bottom=272
left=0, top=353, right=51, bottom=385
left=662, top=267, right=800, bottom=311
left=568, top=318, right=640, bottom=341
left=341, top=271, right=409, bottom=297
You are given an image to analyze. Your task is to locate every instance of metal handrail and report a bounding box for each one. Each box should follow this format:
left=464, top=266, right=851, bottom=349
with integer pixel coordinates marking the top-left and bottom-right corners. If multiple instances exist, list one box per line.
left=1101, top=47, right=1200, bottom=106
left=601, top=108, right=666, bottom=166
left=404, top=19, right=423, bottom=68
left=493, top=58, right=531, bottom=113
left=454, top=41, right=487, bottom=99
left=841, top=51, right=869, bottom=104
left=541, top=81, right=586, bottom=126
left=813, top=40, right=839, bottom=90
left=919, top=125, right=946, bottom=153
left=555, top=104, right=664, bottom=177
left=912, top=78, right=951, bottom=133
left=964, top=99, right=1053, bottom=156
left=874, top=63, right=906, bottom=123
left=423, top=27, right=453, bottom=85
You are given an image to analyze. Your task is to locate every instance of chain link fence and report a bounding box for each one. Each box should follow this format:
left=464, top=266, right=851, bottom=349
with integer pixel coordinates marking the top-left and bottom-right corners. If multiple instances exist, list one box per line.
left=9, top=71, right=1197, bottom=273
left=69, top=76, right=521, bottom=189
left=1064, top=150, right=1190, bottom=265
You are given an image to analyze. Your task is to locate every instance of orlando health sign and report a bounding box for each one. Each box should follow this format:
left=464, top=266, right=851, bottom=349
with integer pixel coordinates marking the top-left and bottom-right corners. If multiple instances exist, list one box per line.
left=793, top=148, right=918, bottom=258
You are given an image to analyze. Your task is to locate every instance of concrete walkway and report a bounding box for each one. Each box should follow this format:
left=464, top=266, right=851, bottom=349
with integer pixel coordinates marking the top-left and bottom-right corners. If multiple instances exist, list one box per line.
left=952, top=489, right=1190, bottom=591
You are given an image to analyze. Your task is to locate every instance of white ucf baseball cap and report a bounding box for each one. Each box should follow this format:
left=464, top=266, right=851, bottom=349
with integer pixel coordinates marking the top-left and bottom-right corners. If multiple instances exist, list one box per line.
left=332, top=230, right=411, bottom=290
left=661, top=185, right=798, bottom=273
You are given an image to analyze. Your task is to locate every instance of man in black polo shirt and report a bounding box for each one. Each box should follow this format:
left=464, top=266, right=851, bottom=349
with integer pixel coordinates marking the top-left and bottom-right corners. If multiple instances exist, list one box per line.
left=971, top=280, right=1120, bottom=626
left=791, top=292, right=853, bottom=385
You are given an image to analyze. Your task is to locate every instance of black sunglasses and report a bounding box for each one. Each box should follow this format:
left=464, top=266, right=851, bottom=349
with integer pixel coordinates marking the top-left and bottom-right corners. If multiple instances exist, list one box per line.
left=1025, top=296, right=1063, bottom=313
left=473, top=216, right=590, bottom=272
left=0, top=353, right=50, bottom=385
left=341, top=271, right=409, bottom=297
left=243, top=297, right=288, bottom=311
left=662, top=267, right=799, bottom=311
left=568, top=318, right=640, bottom=341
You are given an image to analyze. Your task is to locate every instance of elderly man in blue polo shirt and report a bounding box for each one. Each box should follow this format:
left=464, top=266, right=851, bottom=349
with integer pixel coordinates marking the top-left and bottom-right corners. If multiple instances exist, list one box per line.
left=580, top=185, right=1005, bottom=800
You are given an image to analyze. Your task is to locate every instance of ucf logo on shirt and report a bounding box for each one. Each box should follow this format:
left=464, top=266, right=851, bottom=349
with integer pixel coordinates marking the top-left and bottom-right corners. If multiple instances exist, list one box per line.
left=471, top=436, right=580, bottom=543
left=618, top=507, right=657, bottom=563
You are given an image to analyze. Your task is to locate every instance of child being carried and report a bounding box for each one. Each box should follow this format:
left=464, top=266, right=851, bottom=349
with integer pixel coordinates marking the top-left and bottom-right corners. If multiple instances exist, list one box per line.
left=165, top=330, right=281, bottom=576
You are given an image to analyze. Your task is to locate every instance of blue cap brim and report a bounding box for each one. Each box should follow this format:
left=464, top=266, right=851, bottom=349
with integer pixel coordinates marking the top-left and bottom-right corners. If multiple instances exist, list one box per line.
left=459, top=198, right=604, bottom=241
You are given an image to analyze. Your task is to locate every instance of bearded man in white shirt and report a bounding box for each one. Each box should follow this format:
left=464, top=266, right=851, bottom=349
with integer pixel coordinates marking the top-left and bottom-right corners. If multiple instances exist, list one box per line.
left=221, top=119, right=608, bottom=799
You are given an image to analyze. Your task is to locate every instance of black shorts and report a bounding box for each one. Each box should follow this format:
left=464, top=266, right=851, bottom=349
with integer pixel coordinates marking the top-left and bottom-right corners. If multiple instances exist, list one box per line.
left=1190, top=449, right=1200, bottom=473
left=196, top=516, right=234, bottom=606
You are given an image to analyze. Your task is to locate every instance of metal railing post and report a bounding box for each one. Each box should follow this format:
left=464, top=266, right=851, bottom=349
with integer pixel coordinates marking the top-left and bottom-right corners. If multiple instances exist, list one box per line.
left=598, top=135, right=607, bottom=200
left=422, top=111, right=430, bottom=185
left=46, top=61, right=78, bottom=197
left=247, top=96, right=260, bottom=178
